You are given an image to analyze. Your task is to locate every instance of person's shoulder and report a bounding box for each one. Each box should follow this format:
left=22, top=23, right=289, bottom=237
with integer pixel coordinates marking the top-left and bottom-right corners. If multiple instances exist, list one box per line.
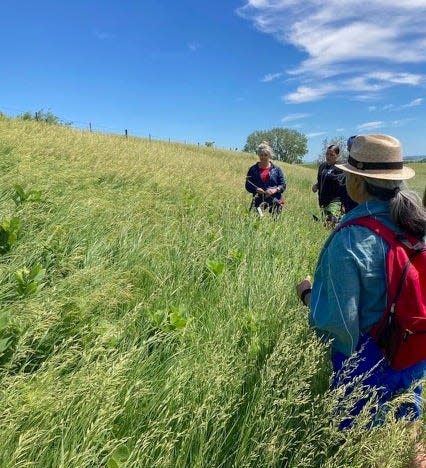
left=247, top=163, right=259, bottom=172
left=333, top=219, right=390, bottom=255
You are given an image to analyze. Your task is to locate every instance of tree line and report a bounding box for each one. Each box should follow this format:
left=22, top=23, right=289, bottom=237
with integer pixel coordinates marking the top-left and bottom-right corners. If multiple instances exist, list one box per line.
left=243, top=128, right=354, bottom=164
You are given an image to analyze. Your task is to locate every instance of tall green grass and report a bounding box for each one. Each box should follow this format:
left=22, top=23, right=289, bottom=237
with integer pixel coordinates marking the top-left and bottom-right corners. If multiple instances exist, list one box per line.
left=0, top=118, right=424, bottom=467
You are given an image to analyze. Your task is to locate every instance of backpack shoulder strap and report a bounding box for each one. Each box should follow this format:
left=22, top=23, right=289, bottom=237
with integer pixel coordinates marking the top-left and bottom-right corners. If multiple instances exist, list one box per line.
left=337, top=216, right=395, bottom=245
left=337, top=216, right=424, bottom=252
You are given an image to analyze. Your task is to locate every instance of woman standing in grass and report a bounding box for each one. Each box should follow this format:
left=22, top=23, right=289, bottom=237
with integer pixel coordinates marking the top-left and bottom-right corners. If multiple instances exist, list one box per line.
left=297, top=134, right=426, bottom=429
left=312, top=144, right=343, bottom=227
left=245, top=141, right=286, bottom=216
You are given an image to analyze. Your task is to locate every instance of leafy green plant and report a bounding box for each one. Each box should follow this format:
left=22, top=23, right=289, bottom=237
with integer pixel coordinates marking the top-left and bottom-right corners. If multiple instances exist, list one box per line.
left=12, top=184, right=42, bottom=206
left=146, top=304, right=188, bottom=333
left=0, top=313, right=11, bottom=357
left=0, top=217, right=21, bottom=254
left=14, top=264, right=46, bottom=297
left=107, top=445, right=130, bottom=468
left=206, top=259, right=225, bottom=277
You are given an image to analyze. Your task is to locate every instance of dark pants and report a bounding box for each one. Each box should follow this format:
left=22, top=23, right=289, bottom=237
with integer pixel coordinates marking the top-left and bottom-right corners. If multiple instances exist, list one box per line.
left=250, top=195, right=283, bottom=216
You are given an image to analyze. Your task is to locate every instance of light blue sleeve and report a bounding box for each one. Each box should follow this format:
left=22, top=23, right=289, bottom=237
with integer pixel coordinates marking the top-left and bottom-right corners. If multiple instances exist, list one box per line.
left=309, top=226, right=386, bottom=356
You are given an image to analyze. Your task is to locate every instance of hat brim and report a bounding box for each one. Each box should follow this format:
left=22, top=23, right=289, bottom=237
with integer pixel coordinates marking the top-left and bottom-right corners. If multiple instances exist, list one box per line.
left=335, top=162, right=415, bottom=180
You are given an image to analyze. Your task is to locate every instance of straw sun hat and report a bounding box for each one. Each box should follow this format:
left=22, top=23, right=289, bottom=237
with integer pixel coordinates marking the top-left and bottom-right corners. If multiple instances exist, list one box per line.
left=336, top=134, right=415, bottom=180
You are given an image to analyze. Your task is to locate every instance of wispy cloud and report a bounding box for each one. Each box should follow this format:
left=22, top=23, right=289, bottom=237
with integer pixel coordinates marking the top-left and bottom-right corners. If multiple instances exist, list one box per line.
left=261, top=72, right=282, bottom=82
left=281, top=112, right=311, bottom=122
left=306, top=131, right=327, bottom=138
left=357, top=118, right=414, bottom=130
left=357, top=121, right=385, bottom=130
left=284, top=85, right=336, bottom=103
left=404, top=97, right=423, bottom=107
left=237, top=1, right=426, bottom=102
left=391, top=118, right=415, bottom=126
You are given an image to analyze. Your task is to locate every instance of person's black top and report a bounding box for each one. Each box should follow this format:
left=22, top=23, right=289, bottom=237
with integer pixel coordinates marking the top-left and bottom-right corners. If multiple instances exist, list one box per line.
left=317, top=162, right=342, bottom=207
left=339, top=186, right=358, bottom=213
left=317, top=162, right=358, bottom=212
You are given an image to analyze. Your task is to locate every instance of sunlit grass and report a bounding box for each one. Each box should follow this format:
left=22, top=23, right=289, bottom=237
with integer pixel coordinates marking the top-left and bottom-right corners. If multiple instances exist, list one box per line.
left=0, top=118, right=424, bottom=467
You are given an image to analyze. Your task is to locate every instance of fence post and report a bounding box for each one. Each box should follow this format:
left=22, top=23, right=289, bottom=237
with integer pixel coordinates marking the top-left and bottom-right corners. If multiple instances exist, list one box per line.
left=149, top=134, right=151, bottom=142
left=35, top=112, right=39, bottom=121
left=89, top=122, right=92, bottom=132
left=125, top=129, right=128, bottom=138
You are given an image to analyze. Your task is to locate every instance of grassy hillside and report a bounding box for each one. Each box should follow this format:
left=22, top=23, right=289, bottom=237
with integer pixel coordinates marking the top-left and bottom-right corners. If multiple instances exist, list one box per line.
left=0, top=118, right=424, bottom=467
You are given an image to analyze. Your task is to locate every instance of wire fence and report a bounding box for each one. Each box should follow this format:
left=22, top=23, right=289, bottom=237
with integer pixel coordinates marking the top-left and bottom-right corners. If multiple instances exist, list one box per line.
left=0, top=105, right=241, bottom=152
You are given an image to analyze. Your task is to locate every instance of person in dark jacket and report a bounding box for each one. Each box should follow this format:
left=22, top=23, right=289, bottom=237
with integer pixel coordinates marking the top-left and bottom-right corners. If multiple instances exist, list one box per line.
left=338, top=136, right=359, bottom=214
left=245, top=141, right=286, bottom=216
left=312, top=144, right=343, bottom=226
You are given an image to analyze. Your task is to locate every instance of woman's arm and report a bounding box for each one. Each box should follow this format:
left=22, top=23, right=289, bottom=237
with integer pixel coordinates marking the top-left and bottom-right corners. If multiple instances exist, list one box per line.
left=245, top=166, right=258, bottom=194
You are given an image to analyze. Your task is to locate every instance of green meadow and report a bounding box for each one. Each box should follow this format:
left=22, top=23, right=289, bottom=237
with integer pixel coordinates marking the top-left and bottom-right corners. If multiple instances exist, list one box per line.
left=0, top=118, right=425, bottom=467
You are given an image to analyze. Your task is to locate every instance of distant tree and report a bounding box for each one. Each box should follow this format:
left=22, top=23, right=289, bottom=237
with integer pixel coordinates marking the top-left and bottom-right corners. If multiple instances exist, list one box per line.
left=244, top=128, right=307, bottom=164
left=205, top=141, right=214, bottom=147
left=317, top=136, right=349, bottom=163
left=17, top=109, right=71, bottom=126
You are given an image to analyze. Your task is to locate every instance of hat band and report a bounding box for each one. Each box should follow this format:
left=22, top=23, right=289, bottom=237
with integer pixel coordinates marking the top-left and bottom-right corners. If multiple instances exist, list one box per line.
left=348, top=155, right=403, bottom=171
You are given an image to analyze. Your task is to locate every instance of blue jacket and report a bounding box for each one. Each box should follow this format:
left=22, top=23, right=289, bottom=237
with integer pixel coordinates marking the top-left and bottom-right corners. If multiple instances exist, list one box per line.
left=245, top=163, right=286, bottom=199
left=309, top=200, right=399, bottom=356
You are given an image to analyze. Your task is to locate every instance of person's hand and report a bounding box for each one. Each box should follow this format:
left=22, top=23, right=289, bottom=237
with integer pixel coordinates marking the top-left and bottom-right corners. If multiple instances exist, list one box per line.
left=312, top=184, right=318, bottom=193
left=296, top=275, right=312, bottom=304
left=265, top=188, right=276, bottom=196
left=256, top=188, right=265, bottom=194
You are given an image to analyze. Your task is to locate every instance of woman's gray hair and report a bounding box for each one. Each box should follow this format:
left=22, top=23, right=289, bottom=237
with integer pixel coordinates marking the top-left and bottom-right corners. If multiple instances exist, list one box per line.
left=256, top=141, right=274, bottom=158
left=363, top=176, right=426, bottom=238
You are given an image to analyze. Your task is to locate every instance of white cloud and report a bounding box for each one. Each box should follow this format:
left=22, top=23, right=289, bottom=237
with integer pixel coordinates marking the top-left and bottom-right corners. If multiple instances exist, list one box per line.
left=356, top=118, right=414, bottom=130
left=353, top=94, right=381, bottom=102
left=368, top=106, right=377, bottom=111
left=281, top=112, right=311, bottom=122
left=405, top=97, right=423, bottom=106
left=306, top=131, right=327, bottom=138
left=261, top=72, right=282, bottom=82
left=238, top=1, right=426, bottom=102
left=284, top=84, right=336, bottom=103
left=357, top=121, right=385, bottom=130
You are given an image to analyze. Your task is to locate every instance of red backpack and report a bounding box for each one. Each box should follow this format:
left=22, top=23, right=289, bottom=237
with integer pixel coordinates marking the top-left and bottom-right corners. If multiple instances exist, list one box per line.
left=338, top=217, right=426, bottom=370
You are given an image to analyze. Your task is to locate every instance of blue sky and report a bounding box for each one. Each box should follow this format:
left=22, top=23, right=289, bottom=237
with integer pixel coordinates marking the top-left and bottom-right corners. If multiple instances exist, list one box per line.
left=1, top=0, right=425, bottom=161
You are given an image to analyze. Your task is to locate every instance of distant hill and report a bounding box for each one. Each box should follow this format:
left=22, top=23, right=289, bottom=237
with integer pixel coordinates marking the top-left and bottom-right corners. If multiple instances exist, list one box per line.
left=405, top=155, right=426, bottom=161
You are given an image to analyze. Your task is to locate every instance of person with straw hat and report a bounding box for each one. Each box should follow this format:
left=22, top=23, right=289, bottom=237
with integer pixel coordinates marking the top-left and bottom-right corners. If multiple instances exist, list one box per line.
left=296, top=134, right=426, bottom=429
